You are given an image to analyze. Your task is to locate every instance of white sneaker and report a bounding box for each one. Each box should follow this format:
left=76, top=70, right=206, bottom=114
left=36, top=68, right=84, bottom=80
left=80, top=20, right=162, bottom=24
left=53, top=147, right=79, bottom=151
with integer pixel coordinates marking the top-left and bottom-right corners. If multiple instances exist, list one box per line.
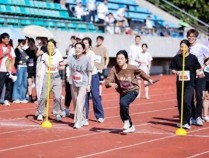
left=123, top=120, right=130, bottom=130
left=37, top=115, right=43, bottom=121
left=74, top=121, right=83, bottom=129
left=183, top=123, right=191, bottom=129
left=4, top=100, right=10, bottom=106
left=177, top=123, right=191, bottom=129
left=82, top=119, right=89, bottom=126
left=97, top=118, right=104, bottom=123
left=20, top=100, right=28, bottom=103
left=56, top=115, right=62, bottom=121
left=13, top=100, right=20, bottom=103
left=202, top=116, right=209, bottom=122
left=196, top=117, right=203, bottom=126
left=122, top=125, right=135, bottom=133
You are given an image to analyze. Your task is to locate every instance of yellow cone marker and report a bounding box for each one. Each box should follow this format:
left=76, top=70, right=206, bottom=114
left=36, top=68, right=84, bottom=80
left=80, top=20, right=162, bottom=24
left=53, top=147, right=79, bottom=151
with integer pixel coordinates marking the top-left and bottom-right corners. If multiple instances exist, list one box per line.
left=42, top=41, right=53, bottom=128
left=176, top=44, right=187, bottom=136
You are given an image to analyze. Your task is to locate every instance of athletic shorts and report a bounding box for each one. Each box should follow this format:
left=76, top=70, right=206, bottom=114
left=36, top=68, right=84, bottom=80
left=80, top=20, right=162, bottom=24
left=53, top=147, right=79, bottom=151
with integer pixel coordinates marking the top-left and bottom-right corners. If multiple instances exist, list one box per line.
left=27, top=72, right=36, bottom=79
left=202, top=78, right=209, bottom=91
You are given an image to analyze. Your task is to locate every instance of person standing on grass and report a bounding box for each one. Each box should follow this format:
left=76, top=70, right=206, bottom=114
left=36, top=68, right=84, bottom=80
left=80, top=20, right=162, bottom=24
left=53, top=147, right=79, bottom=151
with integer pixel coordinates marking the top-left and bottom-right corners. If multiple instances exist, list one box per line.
left=82, top=37, right=105, bottom=124
left=186, top=29, right=209, bottom=126
left=170, top=39, right=202, bottom=129
left=105, top=50, right=152, bottom=133
left=35, top=39, right=66, bottom=122
left=68, top=42, right=92, bottom=129
left=135, top=43, right=153, bottom=99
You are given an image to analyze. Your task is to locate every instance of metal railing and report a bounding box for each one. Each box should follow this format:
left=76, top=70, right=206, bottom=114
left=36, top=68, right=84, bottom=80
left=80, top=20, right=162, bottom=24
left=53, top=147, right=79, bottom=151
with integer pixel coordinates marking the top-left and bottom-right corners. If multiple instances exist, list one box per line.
left=0, top=15, right=99, bottom=32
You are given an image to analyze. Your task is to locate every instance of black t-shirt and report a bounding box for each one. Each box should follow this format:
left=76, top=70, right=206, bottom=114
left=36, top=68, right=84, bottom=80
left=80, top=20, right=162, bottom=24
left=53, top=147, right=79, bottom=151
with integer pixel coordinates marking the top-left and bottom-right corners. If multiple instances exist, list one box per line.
left=26, top=48, right=37, bottom=73
left=169, top=53, right=201, bottom=86
left=41, top=46, right=47, bottom=53
left=14, top=48, right=29, bottom=68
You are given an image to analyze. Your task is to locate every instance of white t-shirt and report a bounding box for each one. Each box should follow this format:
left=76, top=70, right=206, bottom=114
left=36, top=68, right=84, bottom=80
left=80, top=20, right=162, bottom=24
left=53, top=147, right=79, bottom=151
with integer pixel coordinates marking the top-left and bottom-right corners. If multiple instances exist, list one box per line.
left=86, top=50, right=98, bottom=75
left=114, top=8, right=126, bottom=21
left=146, top=19, right=153, bottom=29
left=136, top=51, right=153, bottom=73
left=0, top=47, right=15, bottom=72
left=190, top=42, right=209, bottom=67
left=41, top=49, right=64, bottom=73
left=75, top=6, right=87, bottom=19
left=87, top=0, right=96, bottom=11
left=97, top=3, right=108, bottom=20
left=129, top=44, right=142, bottom=66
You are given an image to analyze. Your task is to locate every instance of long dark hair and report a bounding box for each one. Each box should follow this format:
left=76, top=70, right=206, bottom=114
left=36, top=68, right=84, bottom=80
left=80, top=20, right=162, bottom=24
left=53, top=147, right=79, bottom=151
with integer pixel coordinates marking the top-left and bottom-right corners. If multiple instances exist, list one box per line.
left=116, top=50, right=129, bottom=63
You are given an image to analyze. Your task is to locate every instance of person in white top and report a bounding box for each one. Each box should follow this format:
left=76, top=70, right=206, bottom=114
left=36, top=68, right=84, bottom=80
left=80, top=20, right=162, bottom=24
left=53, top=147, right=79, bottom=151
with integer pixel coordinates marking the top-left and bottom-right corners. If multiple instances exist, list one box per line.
left=129, top=35, right=142, bottom=98
left=187, top=29, right=209, bottom=125
left=87, top=0, right=96, bottom=23
left=135, top=43, right=153, bottom=99
left=129, top=35, right=142, bottom=66
left=35, top=39, right=67, bottom=122
left=0, top=33, right=16, bottom=106
left=75, top=2, right=89, bottom=22
left=82, top=37, right=105, bottom=124
left=97, top=0, right=108, bottom=32
left=105, top=13, right=115, bottom=34
left=145, top=16, right=154, bottom=35
left=114, top=5, right=129, bottom=22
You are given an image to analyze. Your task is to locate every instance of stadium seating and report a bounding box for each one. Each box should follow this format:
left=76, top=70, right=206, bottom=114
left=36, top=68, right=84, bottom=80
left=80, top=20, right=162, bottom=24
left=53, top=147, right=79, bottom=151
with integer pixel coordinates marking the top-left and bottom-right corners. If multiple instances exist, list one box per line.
left=0, top=0, right=181, bottom=36
left=0, top=0, right=98, bottom=32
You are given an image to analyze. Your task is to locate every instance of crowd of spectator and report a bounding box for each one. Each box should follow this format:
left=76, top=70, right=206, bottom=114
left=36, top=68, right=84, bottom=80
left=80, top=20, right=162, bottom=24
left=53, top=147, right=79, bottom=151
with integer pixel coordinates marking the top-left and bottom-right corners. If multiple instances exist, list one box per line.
left=52, top=0, right=184, bottom=37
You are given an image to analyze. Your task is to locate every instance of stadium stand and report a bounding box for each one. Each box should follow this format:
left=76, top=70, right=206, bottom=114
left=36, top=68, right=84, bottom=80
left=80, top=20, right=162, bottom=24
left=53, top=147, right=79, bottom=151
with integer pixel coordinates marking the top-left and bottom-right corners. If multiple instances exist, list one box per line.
left=0, top=0, right=182, bottom=37
left=0, top=0, right=98, bottom=32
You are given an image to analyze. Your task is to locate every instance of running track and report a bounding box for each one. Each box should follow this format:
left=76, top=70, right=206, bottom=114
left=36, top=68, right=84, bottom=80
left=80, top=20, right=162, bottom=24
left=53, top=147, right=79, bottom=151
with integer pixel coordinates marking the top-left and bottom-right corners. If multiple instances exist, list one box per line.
left=0, top=75, right=209, bottom=158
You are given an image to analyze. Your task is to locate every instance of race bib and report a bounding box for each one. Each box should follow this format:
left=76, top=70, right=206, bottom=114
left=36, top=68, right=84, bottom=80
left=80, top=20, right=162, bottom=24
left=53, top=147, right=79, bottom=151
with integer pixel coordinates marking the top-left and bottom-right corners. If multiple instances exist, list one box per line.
left=178, top=71, right=190, bottom=81
left=119, top=80, right=134, bottom=89
left=28, top=59, right=34, bottom=67
left=49, top=65, right=57, bottom=71
left=94, top=55, right=102, bottom=63
left=72, top=72, right=83, bottom=83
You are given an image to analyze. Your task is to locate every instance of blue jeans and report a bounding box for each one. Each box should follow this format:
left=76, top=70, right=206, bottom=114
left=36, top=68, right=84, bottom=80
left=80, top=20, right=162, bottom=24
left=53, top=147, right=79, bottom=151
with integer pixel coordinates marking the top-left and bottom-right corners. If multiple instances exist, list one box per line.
left=12, top=66, right=27, bottom=100
left=120, top=91, right=138, bottom=126
left=85, top=73, right=104, bottom=119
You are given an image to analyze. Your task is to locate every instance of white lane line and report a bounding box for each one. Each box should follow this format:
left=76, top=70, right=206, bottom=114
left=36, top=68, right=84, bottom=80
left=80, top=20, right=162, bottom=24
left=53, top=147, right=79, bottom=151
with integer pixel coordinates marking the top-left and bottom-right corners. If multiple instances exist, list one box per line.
left=0, top=93, right=175, bottom=113
left=0, top=123, right=151, bottom=152
left=76, top=126, right=209, bottom=158
left=187, top=151, right=209, bottom=158
left=0, top=98, right=176, bottom=119
left=76, top=135, right=175, bottom=158
left=0, top=104, right=176, bottom=130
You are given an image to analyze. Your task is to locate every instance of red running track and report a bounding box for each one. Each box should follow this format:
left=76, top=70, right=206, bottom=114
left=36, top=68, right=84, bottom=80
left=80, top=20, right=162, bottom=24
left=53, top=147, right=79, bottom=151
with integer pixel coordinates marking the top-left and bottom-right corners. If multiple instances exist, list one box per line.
left=0, top=75, right=209, bottom=158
